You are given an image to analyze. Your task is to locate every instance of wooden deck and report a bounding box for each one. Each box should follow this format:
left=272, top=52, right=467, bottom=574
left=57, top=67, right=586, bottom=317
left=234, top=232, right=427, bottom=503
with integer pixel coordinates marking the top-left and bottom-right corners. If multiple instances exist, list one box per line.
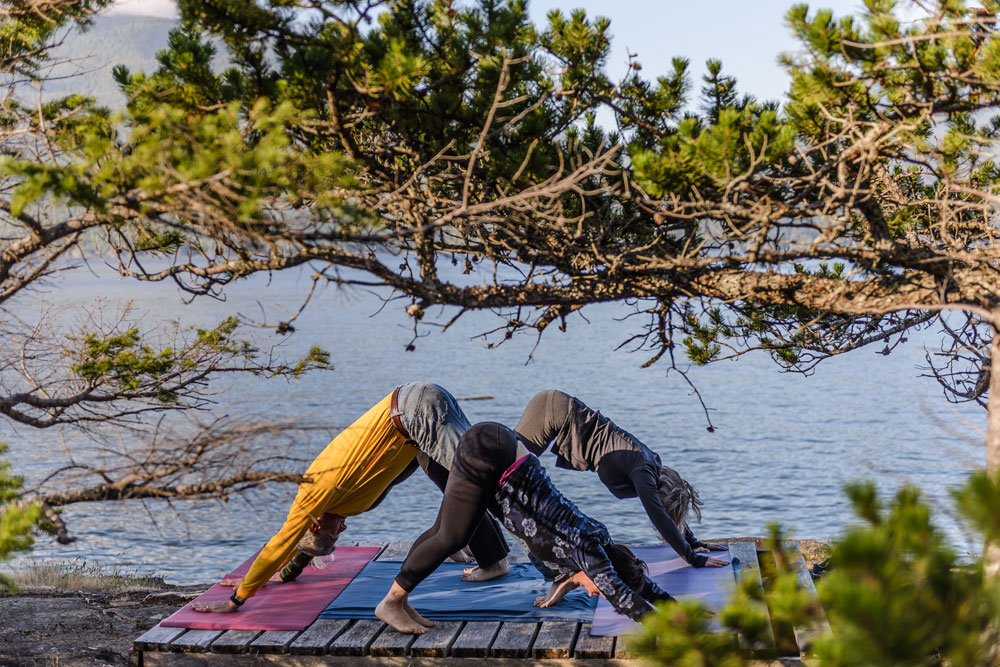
left=131, top=540, right=825, bottom=666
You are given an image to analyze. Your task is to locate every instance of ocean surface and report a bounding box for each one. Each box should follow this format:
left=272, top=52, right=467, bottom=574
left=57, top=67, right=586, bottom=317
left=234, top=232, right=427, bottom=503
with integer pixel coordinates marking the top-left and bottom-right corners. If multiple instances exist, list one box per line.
left=3, top=265, right=987, bottom=583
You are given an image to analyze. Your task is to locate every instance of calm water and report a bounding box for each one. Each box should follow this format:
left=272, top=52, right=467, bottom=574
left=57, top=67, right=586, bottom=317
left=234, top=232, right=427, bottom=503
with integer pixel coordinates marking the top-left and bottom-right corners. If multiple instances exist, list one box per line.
left=3, top=266, right=986, bottom=583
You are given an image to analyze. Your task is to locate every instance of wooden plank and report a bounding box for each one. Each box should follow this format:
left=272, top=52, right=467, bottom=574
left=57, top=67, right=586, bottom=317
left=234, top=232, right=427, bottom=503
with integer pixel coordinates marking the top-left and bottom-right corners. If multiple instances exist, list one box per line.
left=490, top=622, right=539, bottom=658
left=376, top=541, right=411, bottom=561
left=170, top=629, right=223, bottom=653
left=328, top=619, right=385, bottom=656
left=450, top=621, right=501, bottom=658
left=614, top=632, right=638, bottom=659
left=248, top=629, right=300, bottom=654
left=573, top=623, right=615, bottom=659
left=209, top=629, right=261, bottom=654
left=370, top=626, right=418, bottom=657
left=144, top=652, right=648, bottom=666
left=729, top=540, right=777, bottom=658
left=783, top=541, right=832, bottom=658
left=410, top=621, right=464, bottom=658
left=133, top=624, right=186, bottom=651
left=289, top=619, right=353, bottom=655
left=531, top=621, right=579, bottom=659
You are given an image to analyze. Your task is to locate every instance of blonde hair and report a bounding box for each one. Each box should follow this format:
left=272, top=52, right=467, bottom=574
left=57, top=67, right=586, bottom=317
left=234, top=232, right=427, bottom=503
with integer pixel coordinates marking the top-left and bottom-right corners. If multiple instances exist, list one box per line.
left=656, top=465, right=702, bottom=531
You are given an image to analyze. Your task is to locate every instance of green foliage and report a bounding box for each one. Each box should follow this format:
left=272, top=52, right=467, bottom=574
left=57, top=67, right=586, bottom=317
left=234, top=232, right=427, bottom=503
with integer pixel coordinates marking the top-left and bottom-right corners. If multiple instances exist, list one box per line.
left=954, top=469, right=1000, bottom=546
left=292, top=347, right=332, bottom=379
left=0, top=0, right=112, bottom=75
left=672, top=257, right=897, bottom=374
left=195, top=316, right=243, bottom=352
left=71, top=328, right=177, bottom=395
left=66, top=314, right=331, bottom=402
left=810, top=483, right=992, bottom=666
left=630, top=95, right=796, bottom=197
left=632, top=599, right=742, bottom=667
left=682, top=308, right=730, bottom=365
left=7, top=0, right=1000, bottom=433
left=635, top=473, right=1000, bottom=666
left=700, top=59, right=742, bottom=124
left=108, top=0, right=621, bottom=234
left=133, top=230, right=185, bottom=253
left=621, top=52, right=794, bottom=198
left=0, top=444, right=42, bottom=594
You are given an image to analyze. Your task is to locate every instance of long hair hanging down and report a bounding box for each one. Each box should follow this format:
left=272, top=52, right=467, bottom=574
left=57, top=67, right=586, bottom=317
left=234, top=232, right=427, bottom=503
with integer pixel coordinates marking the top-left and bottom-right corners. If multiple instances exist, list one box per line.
left=656, top=465, right=703, bottom=529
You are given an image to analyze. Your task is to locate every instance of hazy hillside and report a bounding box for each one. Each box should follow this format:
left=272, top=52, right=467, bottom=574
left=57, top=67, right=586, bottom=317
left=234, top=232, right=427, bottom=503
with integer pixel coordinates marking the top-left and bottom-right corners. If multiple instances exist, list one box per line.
left=42, top=14, right=227, bottom=109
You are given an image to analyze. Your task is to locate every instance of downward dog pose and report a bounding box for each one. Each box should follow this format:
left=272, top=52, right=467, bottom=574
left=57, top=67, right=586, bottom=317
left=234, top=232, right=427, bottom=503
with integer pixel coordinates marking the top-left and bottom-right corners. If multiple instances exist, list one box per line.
left=376, top=423, right=679, bottom=635
left=192, top=383, right=509, bottom=614
left=516, top=390, right=728, bottom=570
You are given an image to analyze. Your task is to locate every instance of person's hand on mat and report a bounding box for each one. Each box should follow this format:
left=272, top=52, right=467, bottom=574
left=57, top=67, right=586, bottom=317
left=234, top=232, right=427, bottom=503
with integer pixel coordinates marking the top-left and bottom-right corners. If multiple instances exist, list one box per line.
left=192, top=600, right=239, bottom=613
left=449, top=546, right=475, bottom=563
left=534, top=576, right=579, bottom=608
left=701, top=556, right=729, bottom=567
left=695, top=543, right=728, bottom=553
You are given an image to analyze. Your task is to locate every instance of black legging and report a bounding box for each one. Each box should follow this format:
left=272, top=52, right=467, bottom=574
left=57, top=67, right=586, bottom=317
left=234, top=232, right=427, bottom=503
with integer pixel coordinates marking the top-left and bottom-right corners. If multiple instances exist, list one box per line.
left=421, top=456, right=510, bottom=567
left=395, top=422, right=517, bottom=591
left=369, top=455, right=510, bottom=568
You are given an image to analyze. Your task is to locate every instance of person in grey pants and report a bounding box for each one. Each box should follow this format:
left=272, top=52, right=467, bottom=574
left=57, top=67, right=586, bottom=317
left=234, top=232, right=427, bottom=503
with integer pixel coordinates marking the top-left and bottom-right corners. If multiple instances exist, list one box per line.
left=515, top=390, right=728, bottom=574
left=384, top=381, right=511, bottom=582
left=266, top=382, right=512, bottom=586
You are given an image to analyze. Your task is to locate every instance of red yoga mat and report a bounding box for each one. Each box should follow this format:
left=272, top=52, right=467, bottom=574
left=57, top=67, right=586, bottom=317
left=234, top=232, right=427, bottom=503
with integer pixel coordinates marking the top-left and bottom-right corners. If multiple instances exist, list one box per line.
left=161, top=545, right=383, bottom=631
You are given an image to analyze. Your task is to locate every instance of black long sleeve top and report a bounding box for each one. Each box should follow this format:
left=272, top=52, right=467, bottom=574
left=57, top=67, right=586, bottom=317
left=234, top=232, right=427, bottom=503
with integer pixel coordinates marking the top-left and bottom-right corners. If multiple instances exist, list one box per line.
left=492, top=454, right=672, bottom=622
left=515, top=390, right=707, bottom=567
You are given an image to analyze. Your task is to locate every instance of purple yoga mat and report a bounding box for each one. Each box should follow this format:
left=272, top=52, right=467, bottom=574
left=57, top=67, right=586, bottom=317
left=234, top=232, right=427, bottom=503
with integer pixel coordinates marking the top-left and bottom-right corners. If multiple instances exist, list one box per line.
left=589, top=544, right=735, bottom=637
left=161, top=545, right=383, bottom=631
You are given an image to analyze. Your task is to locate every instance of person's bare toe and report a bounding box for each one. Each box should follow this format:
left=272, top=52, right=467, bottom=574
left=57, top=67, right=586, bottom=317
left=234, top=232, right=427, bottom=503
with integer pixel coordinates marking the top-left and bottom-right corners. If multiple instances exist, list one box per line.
left=449, top=546, right=475, bottom=563
left=375, top=600, right=427, bottom=634
left=461, top=559, right=510, bottom=582
left=404, top=602, right=436, bottom=627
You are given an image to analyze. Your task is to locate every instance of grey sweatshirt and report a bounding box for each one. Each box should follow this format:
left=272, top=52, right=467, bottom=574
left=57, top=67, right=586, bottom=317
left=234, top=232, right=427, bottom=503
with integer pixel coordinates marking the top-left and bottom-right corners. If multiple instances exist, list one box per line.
left=514, top=390, right=708, bottom=567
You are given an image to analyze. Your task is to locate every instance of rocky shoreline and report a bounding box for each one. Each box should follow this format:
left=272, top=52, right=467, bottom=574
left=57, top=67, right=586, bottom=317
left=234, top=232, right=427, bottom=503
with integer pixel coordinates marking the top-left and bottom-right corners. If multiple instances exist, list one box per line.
left=0, top=585, right=205, bottom=667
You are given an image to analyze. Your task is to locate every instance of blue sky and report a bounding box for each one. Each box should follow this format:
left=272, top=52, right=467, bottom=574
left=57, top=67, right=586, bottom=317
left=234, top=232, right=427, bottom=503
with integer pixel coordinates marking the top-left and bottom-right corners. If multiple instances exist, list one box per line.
left=110, top=0, right=865, bottom=102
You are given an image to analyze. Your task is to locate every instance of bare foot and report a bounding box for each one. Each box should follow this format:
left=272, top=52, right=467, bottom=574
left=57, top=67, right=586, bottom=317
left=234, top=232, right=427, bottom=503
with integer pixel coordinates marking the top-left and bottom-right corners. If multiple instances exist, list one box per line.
left=461, top=558, right=510, bottom=582
left=404, top=602, right=436, bottom=628
left=375, top=599, right=427, bottom=635
left=534, top=577, right=580, bottom=608
left=449, top=546, right=475, bottom=564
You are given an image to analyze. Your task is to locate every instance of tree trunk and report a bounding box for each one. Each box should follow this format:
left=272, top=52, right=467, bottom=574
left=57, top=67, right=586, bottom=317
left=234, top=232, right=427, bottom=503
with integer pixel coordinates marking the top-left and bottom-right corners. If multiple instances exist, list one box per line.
left=986, top=318, right=1000, bottom=579
left=988, top=320, right=1000, bottom=473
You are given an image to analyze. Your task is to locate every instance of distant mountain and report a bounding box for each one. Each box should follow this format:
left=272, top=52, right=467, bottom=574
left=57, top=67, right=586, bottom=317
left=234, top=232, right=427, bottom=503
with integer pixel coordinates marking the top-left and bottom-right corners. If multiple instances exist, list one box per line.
left=43, top=14, right=226, bottom=109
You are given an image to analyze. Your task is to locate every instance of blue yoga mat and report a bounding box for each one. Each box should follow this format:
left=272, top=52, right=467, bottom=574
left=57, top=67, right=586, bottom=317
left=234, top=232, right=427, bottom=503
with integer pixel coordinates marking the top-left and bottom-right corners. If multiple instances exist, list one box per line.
left=319, top=561, right=598, bottom=622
